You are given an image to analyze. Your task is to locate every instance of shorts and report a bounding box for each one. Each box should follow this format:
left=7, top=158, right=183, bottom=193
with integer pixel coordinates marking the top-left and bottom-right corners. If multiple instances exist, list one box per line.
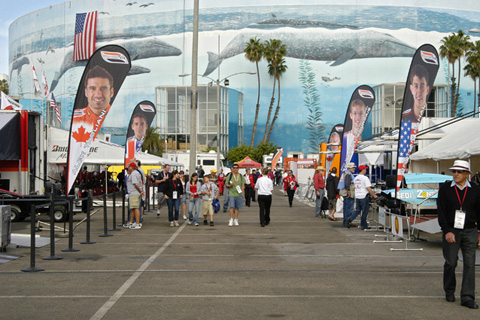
left=202, top=200, right=214, bottom=216
left=180, top=194, right=187, bottom=204
left=328, top=198, right=337, bottom=211
left=129, top=194, right=141, bottom=209
left=157, top=192, right=166, bottom=205
left=229, top=196, right=243, bottom=210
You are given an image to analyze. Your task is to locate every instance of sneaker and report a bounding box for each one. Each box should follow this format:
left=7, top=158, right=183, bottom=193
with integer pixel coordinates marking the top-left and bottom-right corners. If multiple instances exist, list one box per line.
left=204, top=220, right=208, bottom=225
left=130, top=223, right=141, bottom=229
left=194, top=222, right=199, bottom=226
left=123, top=222, right=132, bottom=228
left=234, top=219, right=239, bottom=226
left=210, top=221, right=214, bottom=226
left=183, top=215, right=187, bottom=220
left=170, top=221, right=174, bottom=227
left=174, top=221, right=180, bottom=227
left=157, top=210, right=160, bottom=217
left=228, top=218, right=233, bottom=227
left=187, top=220, right=192, bottom=225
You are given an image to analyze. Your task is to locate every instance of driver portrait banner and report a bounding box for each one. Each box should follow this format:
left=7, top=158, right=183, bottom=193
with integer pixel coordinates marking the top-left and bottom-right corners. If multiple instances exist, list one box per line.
left=337, top=85, right=375, bottom=190
left=325, top=124, right=343, bottom=177
left=125, top=101, right=156, bottom=167
left=66, top=45, right=131, bottom=194
left=395, top=44, right=439, bottom=193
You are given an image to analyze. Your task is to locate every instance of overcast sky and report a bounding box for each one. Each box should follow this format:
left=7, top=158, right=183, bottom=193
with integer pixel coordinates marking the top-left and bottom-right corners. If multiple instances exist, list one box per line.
left=0, top=0, right=67, bottom=76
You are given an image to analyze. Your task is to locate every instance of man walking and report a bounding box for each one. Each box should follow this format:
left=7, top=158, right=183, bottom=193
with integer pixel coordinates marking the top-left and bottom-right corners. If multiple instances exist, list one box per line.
left=154, top=164, right=170, bottom=217
left=347, top=165, right=377, bottom=230
left=326, top=167, right=339, bottom=221
left=313, top=166, right=325, bottom=218
left=126, top=162, right=143, bottom=229
left=437, top=160, right=480, bottom=309
left=225, top=164, right=245, bottom=226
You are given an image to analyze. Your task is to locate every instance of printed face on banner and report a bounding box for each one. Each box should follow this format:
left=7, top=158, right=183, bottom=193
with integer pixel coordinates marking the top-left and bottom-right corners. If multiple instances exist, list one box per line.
left=130, top=115, right=148, bottom=140
left=410, top=75, right=430, bottom=116
left=348, top=100, right=367, bottom=137
left=328, top=132, right=341, bottom=152
left=84, top=77, right=114, bottom=115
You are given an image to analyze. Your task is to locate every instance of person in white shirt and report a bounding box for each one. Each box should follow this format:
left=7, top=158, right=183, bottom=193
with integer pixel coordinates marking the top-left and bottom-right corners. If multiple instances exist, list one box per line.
left=346, top=165, right=378, bottom=230
left=255, top=168, right=274, bottom=227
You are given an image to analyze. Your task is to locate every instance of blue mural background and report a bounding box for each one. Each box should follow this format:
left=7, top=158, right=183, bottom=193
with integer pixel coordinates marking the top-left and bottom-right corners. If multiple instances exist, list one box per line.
left=8, top=0, right=480, bottom=153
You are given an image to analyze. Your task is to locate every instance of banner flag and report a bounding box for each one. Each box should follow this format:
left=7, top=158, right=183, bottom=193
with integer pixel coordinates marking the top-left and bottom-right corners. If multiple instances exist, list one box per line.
left=124, top=101, right=156, bottom=167
left=270, top=147, right=284, bottom=172
left=337, top=85, right=375, bottom=189
left=32, top=66, right=41, bottom=97
left=50, top=92, right=62, bottom=124
left=42, top=70, right=49, bottom=97
left=395, top=44, right=439, bottom=193
left=0, top=92, right=23, bottom=110
left=73, top=11, right=97, bottom=61
left=66, top=45, right=131, bottom=194
left=325, top=124, right=343, bottom=176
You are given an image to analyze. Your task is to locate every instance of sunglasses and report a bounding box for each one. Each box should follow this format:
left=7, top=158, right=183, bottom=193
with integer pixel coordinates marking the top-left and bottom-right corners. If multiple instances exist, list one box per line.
left=452, top=170, right=468, bottom=174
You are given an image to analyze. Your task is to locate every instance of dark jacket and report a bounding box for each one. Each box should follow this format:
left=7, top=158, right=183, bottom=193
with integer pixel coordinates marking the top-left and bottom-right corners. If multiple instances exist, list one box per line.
left=326, top=173, right=339, bottom=200
left=164, top=178, right=184, bottom=199
left=437, top=180, right=480, bottom=233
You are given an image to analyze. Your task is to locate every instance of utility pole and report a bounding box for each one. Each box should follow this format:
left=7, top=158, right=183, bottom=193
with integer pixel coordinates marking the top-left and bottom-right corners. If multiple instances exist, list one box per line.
left=190, top=0, right=199, bottom=175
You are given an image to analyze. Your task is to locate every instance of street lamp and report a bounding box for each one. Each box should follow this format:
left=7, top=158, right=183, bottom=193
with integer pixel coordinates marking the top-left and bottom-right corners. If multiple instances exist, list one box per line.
left=179, top=71, right=256, bottom=172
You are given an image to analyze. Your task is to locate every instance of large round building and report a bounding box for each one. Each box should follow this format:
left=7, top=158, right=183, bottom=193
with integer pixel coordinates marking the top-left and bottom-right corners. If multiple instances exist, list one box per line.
left=8, top=0, right=480, bottom=155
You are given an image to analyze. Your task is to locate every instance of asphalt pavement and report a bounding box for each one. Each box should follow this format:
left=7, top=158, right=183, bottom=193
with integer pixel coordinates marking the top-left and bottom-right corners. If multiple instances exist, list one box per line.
left=0, top=188, right=478, bottom=320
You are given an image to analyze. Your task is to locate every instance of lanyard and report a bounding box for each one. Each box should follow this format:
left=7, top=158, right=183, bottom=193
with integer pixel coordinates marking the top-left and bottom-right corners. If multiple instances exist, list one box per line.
left=454, top=185, right=468, bottom=210
left=172, top=179, right=177, bottom=190
left=233, top=174, right=239, bottom=184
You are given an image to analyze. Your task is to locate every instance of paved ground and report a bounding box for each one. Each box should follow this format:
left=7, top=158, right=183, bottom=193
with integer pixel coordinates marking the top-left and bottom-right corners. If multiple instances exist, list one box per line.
left=0, top=188, right=479, bottom=320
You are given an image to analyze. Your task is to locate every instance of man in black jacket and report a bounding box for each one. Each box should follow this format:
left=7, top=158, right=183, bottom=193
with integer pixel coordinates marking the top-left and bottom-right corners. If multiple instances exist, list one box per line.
left=326, top=167, right=339, bottom=221
left=437, top=160, right=480, bottom=309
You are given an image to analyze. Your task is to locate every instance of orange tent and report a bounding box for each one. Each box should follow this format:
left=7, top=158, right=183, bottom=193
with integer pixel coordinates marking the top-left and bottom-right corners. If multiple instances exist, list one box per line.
left=235, top=156, right=261, bottom=168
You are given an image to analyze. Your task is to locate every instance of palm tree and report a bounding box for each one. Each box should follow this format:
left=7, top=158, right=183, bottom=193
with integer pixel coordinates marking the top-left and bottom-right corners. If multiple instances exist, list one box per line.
left=464, top=63, right=478, bottom=111
left=466, top=40, right=480, bottom=112
left=263, top=39, right=286, bottom=142
left=440, top=30, right=470, bottom=116
left=266, top=58, right=287, bottom=142
left=0, top=79, right=8, bottom=94
left=142, top=127, right=164, bottom=156
left=244, top=37, right=264, bottom=147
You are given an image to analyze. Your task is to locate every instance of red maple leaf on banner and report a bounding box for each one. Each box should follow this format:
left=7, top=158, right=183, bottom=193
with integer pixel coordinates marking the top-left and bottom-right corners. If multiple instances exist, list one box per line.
left=72, top=126, right=91, bottom=143
left=326, top=156, right=333, bottom=161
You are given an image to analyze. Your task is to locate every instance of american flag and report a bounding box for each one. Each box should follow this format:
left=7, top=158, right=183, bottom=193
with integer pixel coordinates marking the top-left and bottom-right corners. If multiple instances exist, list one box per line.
left=396, top=120, right=419, bottom=191
left=50, top=93, right=62, bottom=124
left=73, top=11, right=97, bottom=61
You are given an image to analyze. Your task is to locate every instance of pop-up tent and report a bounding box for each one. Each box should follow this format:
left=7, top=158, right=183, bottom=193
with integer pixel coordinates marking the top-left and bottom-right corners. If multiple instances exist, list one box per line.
left=0, top=92, right=23, bottom=110
left=411, top=119, right=480, bottom=173
left=235, top=156, right=261, bottom=168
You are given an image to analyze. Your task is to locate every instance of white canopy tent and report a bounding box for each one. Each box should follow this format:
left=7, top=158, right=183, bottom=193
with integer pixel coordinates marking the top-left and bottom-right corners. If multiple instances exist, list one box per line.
left=410, top=119, right=480, bottom=174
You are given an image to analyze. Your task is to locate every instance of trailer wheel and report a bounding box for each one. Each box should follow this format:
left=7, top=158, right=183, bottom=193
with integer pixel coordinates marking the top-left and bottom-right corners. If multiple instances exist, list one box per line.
left=53, top=207, right=67, bottom=222
left=10, top=205, right=25, bottom=222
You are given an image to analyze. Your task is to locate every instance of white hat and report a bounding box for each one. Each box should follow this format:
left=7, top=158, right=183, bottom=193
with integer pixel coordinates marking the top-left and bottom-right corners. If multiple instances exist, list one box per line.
left=346, top=162, right=356, bottom=169
left=449, top=160, right=471, bottom=172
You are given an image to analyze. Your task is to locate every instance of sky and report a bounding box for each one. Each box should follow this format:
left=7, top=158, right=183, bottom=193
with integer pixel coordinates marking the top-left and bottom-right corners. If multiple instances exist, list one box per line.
left=0, top=0, right=67, bottom=76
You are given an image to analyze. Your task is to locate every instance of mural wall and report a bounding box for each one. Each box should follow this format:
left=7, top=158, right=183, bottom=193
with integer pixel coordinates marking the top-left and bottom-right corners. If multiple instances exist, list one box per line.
left=8, top=0, right=480, bottom=153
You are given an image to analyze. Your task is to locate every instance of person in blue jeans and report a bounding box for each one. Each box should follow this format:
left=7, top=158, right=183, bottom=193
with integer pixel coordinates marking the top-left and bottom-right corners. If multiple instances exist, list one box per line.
left=186, top=173, right=202, bottom=226
left=164, top=170, right=183, bottom=227
left=347, top=165, right=377, bottom=230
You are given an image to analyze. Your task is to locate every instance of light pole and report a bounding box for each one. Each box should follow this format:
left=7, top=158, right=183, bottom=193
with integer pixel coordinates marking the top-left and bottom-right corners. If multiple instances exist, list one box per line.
left=179, top=71, right=256, bottom=172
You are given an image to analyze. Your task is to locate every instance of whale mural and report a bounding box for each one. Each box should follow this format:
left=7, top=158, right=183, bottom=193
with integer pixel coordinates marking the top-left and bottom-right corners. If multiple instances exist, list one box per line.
left=203, top=28, right=416, bottom=76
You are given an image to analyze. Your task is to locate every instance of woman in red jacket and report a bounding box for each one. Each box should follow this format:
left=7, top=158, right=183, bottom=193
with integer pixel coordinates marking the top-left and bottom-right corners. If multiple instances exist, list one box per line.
left=283, top=170, right=298, bottom=207
left=217, top=169, right=225, bottom=195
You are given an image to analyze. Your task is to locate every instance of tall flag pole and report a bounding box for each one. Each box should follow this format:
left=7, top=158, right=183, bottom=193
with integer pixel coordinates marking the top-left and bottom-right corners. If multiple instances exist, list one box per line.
left=66, top=45, right=131, bottom=194
left=73, top=11, right=97, bottom=62
left=325, top=124, right=343, bottom=177
left=32, top=66, right=41, bottom=97
left=395, top=44, right=439, bottom=194
left=271, top=147, right=284, bottom=172
left=42, top=70, right=49, bottom=98
left=50, top=93, right=62, bottom=124
left=124, top=101, right=156, bottom=167
left=337, top=86, right=375, bottom=190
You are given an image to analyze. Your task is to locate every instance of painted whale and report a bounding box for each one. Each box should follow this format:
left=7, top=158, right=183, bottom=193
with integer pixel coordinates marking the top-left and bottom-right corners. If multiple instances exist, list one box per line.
left=10, top=56, right=30, bottom=78
left=203, top=28, right=416, bottom=76
left=248, top=18, right=359, bottom=30
left=50, top=37, right=181, bottom=91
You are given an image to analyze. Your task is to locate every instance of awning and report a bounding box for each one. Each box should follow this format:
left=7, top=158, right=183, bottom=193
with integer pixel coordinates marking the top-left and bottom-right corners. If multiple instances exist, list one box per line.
left=0, top=112, right=21, bottom=160
left=235, top=156, right=261, bottom=168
